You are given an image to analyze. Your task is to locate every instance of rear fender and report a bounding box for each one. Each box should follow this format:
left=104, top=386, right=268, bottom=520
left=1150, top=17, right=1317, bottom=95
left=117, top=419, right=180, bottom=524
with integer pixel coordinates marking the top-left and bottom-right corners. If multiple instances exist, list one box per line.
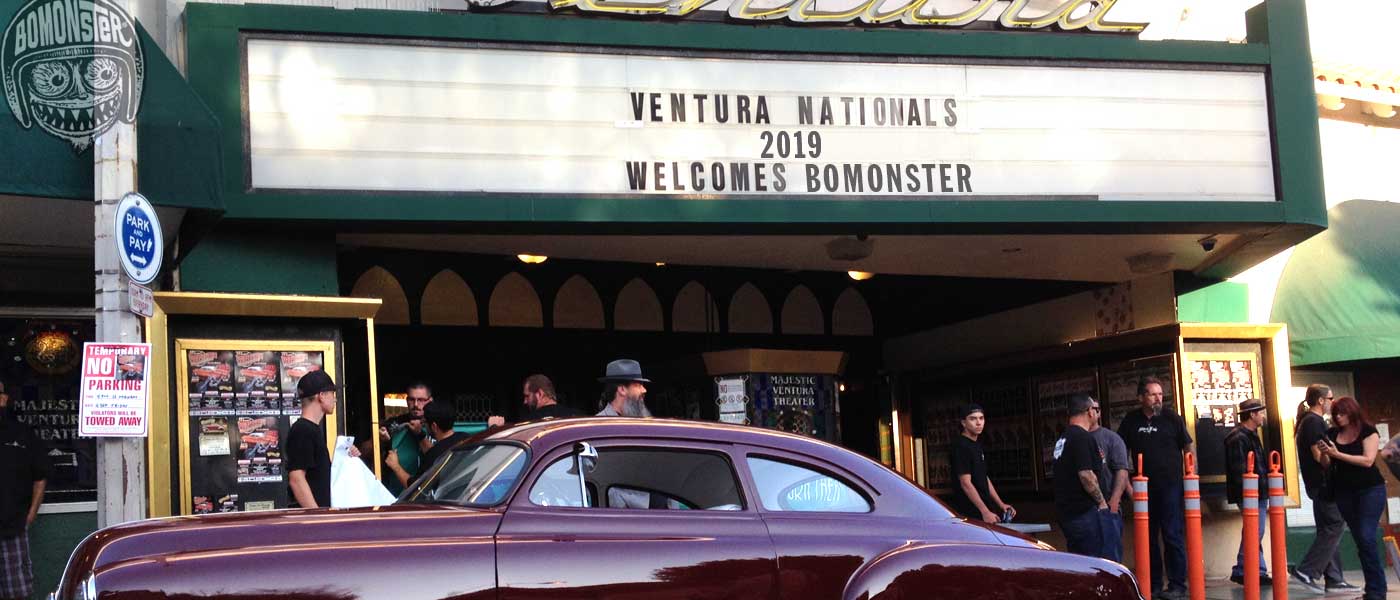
left=844, top=543, right=1142, bottom=600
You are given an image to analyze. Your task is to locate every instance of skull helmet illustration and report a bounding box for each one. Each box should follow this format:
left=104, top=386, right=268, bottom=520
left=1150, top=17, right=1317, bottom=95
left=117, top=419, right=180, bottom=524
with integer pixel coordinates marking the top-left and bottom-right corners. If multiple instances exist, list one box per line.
left=2, top=0, right=145, bottom=151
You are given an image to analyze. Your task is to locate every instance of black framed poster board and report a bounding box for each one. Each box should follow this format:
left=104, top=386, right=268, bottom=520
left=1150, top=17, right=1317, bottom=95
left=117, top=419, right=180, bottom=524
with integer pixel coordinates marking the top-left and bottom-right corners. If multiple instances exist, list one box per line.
left=176, top=339, right=337, bottom=515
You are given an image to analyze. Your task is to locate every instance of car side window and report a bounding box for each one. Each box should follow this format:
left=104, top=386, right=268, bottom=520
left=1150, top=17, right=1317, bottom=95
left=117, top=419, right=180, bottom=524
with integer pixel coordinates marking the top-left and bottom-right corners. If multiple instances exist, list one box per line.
left=529, top=447, right=743, bottom=511
left=746, top=456, right=870, bottom=513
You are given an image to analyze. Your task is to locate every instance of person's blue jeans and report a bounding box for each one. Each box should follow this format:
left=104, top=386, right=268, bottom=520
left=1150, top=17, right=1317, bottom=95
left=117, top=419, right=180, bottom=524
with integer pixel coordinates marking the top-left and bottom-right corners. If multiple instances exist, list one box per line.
left=1232, top=496, right=1269, bottom=578
left=1335, top=483, right=1388, bottom=600
left=1100, top=508, right=1124, bottom=562
left=1062, top=507, right=1104, bottom=557
left=1148, top=479, right=1188, bottom=591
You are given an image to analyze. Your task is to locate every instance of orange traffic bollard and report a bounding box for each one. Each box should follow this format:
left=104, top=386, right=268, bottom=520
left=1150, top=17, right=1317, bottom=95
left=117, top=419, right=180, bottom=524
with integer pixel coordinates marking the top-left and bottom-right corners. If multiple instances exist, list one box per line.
left=1133, top=453, right=1152, bottom=600
left=1184, top=453, right=1205, bottom=600
left=1243, top=451, right=1261, bottom=600
left=1268, top=451, right=1289, bottom=600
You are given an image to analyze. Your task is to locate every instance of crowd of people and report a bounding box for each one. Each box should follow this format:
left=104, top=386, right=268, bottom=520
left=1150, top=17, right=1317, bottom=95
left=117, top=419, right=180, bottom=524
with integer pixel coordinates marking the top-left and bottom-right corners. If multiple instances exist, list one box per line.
left=950, top=379, right=1392, bottom=600
left=309, top=359, right=655, bottom=504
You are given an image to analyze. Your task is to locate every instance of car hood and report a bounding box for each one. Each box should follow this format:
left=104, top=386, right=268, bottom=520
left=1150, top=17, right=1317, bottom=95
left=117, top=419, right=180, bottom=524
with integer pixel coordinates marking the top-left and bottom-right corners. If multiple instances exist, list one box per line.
left=55, top=504, right=501, bottom=598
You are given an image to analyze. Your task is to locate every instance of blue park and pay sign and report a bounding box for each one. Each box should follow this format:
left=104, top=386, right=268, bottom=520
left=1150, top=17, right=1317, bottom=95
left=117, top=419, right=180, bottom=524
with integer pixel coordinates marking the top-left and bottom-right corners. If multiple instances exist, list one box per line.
left=115, top=192, right=163, bottom=285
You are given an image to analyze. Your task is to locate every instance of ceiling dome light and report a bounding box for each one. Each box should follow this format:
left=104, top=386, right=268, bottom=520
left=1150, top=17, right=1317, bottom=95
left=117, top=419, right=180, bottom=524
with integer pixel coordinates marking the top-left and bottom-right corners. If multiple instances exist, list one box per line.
left=847, top=271, right=875, bottom=281
left=517, top=254, right=548, bottom=264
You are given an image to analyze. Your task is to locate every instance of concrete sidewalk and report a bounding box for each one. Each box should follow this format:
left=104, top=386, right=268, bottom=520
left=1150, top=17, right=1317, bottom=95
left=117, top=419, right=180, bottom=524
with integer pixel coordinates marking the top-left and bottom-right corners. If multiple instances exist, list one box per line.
left=1201, top=571, right=1400, bottom=600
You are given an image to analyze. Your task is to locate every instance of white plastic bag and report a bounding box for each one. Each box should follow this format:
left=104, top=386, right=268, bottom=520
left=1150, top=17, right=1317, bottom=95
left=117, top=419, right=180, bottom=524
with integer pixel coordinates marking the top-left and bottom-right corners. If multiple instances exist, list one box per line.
left=330, top=435, right=396, bottom=508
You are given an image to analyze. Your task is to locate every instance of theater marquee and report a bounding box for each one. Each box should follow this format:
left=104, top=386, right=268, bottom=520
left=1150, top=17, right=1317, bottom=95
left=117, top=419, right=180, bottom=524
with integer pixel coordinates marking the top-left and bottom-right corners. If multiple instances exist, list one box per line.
left=247, top=39, right=1275, bottom=201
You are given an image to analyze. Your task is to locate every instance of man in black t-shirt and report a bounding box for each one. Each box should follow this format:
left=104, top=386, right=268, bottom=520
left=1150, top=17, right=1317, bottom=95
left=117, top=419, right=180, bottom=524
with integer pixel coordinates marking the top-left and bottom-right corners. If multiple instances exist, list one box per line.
left=396, top=400, right=472, bottom=488
left=0, top=381, right=48, bottom=600
left=286, top=370, right=345, bottom=509
left=1290, top=384, right=1355, bottom=593
left=1116, top=377, right=1192, bottom=600
left=1054, top=394, right=1107, bottom=557
left=949, top=404, right=1014, bottom=523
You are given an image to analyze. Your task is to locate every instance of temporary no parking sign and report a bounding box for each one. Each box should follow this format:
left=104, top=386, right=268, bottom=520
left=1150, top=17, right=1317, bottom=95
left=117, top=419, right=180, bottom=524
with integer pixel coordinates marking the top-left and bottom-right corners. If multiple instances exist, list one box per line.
left=115, top=192, right=163, bottom=285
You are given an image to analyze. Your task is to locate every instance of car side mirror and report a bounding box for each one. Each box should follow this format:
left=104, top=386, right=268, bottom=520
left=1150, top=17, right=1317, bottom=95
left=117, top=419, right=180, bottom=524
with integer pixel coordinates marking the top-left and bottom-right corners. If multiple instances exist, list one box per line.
left=573, top=442, right=597, bottom=507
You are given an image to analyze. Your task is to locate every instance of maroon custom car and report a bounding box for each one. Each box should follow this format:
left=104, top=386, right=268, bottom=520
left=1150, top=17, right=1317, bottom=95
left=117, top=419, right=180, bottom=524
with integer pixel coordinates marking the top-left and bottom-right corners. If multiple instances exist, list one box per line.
left=51, top=418, right=1143, bottom=600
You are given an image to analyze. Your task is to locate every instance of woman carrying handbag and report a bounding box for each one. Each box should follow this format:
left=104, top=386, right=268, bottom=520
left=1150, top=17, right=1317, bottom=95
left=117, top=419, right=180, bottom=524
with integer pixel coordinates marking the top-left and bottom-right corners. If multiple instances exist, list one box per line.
left=1316, top=396, right=1388, bottom=600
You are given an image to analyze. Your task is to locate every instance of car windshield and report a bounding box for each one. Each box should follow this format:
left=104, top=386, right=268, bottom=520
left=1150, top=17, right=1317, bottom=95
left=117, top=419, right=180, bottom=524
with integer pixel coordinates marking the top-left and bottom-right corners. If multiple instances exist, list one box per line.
left=398, top=443, right=527, bottom=507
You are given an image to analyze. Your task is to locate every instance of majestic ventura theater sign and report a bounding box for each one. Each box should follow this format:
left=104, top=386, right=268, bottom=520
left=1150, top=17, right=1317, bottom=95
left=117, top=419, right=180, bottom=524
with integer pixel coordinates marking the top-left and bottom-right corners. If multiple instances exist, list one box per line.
left=470, top=0, right=1147, bottom=31
left=249, top=39, right=1273, bottom=202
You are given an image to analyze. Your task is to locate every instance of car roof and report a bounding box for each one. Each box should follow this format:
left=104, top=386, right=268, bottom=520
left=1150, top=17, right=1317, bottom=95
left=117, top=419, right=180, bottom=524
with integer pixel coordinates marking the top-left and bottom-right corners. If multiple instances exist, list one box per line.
left=474, top=417, right=945, bottom=518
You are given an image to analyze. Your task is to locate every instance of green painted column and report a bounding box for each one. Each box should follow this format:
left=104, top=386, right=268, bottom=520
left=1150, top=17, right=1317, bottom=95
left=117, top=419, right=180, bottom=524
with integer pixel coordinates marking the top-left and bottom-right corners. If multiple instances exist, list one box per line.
left=178, top=229, right=339, bottom=295
left=1178, top=282, right=1249, bottom=323
left=27, top=511, right=98, bottom=599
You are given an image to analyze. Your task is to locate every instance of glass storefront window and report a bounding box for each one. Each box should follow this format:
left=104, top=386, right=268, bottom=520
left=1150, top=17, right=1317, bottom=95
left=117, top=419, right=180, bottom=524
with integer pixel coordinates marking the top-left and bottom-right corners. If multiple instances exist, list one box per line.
left=1, top=317, right=96, bottom=504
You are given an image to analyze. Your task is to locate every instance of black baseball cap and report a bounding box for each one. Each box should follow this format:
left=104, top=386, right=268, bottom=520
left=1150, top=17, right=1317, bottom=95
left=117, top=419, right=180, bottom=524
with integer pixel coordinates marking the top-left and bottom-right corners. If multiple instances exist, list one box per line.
left=959, top=404, right=984, bottom=420
left=296, top=370, right=336, bottom=399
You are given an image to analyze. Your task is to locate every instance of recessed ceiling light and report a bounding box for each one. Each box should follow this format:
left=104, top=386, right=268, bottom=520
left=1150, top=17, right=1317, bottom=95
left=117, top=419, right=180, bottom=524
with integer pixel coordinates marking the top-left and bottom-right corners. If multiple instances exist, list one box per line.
left=517, top=254, right=548, bottom=264
left=847, top=271, right=875, bottom=281
left=1002, top=247, right=1023, bottom=253
left=655, top=262, right=666, bottom=267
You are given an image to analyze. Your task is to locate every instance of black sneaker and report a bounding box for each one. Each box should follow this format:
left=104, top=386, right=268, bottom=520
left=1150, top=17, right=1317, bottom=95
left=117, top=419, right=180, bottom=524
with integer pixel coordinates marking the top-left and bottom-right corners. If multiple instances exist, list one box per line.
left=1231, top=574, right=1245, bottom=585
left=1261, top=573, right=1273, bottom=586
left=1289, top=567, right=1325, bottom=594
left=1325, top=581, right=1360, bottom=592
left=1158, top=587, right=1186, bottom=600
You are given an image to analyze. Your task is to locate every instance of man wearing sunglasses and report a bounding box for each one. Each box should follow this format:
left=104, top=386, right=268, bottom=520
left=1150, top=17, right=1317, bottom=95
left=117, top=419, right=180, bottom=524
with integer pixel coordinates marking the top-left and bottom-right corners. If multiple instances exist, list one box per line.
left=1290, top=384, right=1357, bottom=594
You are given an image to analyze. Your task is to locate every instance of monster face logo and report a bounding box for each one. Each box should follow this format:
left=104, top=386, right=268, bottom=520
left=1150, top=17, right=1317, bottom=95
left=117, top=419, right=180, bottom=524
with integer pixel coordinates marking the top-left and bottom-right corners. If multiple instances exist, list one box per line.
left=2, top=0, right=145, bottom=151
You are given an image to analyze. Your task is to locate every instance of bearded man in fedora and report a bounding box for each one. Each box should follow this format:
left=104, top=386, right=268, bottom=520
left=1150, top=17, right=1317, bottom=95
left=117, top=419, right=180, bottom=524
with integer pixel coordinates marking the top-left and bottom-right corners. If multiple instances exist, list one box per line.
left=596, top=359, right=653, bottom=418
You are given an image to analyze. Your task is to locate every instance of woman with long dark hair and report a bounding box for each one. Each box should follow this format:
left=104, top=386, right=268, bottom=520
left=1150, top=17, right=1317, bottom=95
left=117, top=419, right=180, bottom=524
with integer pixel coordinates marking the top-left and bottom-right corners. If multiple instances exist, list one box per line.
left=1316, top=396, right=1388, bottom=600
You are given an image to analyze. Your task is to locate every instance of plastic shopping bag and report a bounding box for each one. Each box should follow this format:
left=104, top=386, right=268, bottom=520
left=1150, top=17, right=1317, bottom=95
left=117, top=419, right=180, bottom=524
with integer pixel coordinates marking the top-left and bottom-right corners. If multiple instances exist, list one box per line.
left=331, top=435, right=397, bottom=508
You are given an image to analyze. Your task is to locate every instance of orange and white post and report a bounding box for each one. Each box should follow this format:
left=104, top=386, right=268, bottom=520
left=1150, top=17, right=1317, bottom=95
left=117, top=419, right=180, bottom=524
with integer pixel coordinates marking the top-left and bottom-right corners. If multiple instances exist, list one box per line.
left=1184, top=453, right=1205, bottom=600
left=1268, top=451, right=1289, bottom=600
left=1134, top=454, right=1152, bottom=600
left=1243, top=452, right=1261, bottom=600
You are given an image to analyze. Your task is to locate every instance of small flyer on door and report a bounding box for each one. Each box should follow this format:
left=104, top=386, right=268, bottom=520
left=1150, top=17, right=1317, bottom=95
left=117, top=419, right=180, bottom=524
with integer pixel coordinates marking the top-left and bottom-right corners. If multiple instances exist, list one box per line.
left=280, top=351, right=324, bottom=413
left=189, top=350, right=235, bottom=394
left=78, top=343, right=152, bottom=437
left=236, top=417, right=283, bottom=483
left=198, top=418, right=231, bottom=456
left=236, top=351, right=281, bottom=396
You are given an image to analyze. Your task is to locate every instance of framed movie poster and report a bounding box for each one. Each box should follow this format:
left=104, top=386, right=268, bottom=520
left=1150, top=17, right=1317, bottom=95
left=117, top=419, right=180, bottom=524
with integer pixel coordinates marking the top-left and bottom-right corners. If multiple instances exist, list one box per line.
left=175, top=339, right=337, bottom=515
left=1032, top=369, right=1098, bottom=483
left=1184, top=351, right=1262, bottom=482
left=1099, top=355, right=1178, bottom=432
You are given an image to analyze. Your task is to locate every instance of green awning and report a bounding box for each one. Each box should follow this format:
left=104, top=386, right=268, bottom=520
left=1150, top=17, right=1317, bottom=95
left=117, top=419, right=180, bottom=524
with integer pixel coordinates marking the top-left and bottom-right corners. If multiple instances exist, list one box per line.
left=0, top=16, right=223, bottom=212
left=1272, top=200, right=1400, bottom=366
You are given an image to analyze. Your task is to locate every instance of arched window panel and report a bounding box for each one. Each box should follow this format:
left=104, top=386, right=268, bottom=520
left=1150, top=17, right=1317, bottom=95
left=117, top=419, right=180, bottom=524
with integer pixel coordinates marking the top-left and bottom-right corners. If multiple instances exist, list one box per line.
left=729, top=283, right=773, bottom=334
left=673, top=281, right=720, bottom=333
left=349, top=266, right=410, bottom=325
left=554, top=275, right=605, bottom=330
left=489, top=272, right=544, bottom=328
left=832, top=287, right=874, bottom=336
left=614, top=278, right=663, bottom=332
left=780, top=285, right=824, bottom=335
left=420, top=269, right=478, bottom=326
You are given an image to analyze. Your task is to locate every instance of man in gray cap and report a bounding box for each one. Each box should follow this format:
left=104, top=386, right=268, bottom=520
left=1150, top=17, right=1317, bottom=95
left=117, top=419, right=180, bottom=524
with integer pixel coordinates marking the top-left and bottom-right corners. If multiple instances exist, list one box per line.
left=597, top=359, right=653, bottom=417
left=1226, top=398, right=1270, bottom=585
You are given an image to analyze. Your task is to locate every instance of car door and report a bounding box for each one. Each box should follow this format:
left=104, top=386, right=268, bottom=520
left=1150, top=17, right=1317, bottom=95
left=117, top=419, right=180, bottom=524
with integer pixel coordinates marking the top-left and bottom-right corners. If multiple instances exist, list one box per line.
left=496, top=439, right=779, bottom=600
left=738, top=446, right=924, bottom=600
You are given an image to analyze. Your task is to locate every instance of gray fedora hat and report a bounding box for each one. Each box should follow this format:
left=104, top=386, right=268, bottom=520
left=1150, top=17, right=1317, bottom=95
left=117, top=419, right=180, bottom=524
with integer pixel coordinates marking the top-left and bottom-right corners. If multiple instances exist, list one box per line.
left=598, top=359, right=651, bottom=383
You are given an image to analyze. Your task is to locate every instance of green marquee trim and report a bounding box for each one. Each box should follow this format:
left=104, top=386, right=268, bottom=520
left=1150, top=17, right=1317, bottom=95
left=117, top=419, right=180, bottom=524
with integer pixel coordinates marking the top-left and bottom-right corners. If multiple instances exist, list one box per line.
left=184, top=0, right=1323, bottom=230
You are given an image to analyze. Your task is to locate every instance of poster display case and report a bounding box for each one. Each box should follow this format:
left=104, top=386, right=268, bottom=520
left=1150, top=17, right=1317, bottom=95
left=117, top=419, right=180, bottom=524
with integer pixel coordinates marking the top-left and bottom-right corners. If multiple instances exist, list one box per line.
left=1032, top=370, right=1097, bottom=483
left=175, top=339, right=338, bottom=515
left=142, top=292, right=383, bottom=518
left=899, top=323, right=1299, bottom=504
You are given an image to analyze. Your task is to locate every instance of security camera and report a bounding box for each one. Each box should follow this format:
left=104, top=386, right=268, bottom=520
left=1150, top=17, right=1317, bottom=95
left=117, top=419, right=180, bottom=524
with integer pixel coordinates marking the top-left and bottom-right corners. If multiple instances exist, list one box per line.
left=1198, top=236, right=1218, bottom=252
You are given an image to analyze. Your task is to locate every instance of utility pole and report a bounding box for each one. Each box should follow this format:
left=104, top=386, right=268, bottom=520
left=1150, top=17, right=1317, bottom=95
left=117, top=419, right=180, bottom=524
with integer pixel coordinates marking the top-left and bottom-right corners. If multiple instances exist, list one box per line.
left=94, top=120, right=148, bottom=528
